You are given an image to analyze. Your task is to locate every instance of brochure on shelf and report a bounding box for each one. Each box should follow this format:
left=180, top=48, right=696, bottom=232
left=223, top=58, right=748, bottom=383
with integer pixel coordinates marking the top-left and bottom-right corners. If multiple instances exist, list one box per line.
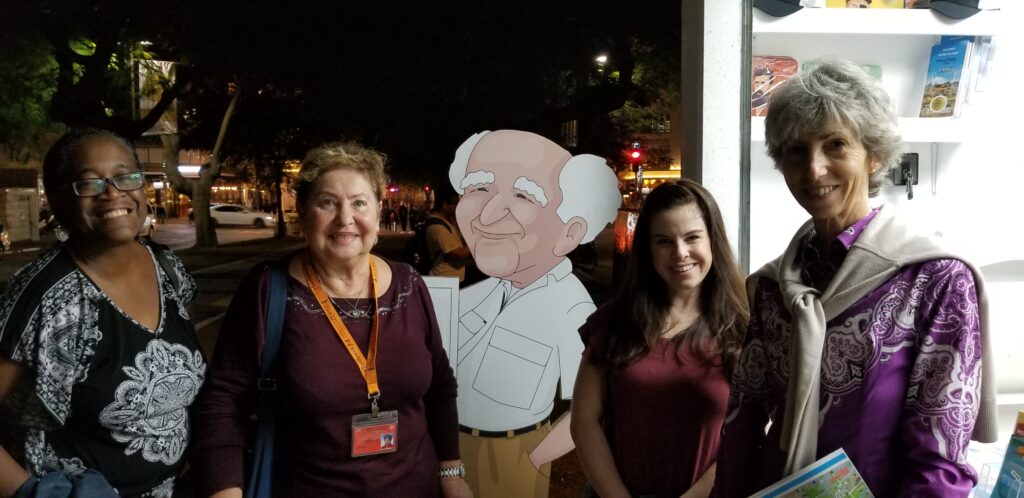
left=751, top=56, right=798, bottom=117
left=919, top=36, right=972, bottom=118
left=966, top=36, right=995, bottom=104
left=992, top=411, right=1024, bottom=498
left=751, top=448, right=874, bottom=498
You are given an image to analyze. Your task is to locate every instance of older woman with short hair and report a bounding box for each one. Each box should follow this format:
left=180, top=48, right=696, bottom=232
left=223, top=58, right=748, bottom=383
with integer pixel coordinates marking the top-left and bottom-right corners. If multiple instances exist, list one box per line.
left=712, top=60, right=997, bottom=497
left=191, top=142, right=470, bottom=498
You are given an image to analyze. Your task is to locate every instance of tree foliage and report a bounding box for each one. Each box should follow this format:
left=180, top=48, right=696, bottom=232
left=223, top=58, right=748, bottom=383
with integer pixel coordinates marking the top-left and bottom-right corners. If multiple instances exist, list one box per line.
left=0, top=3, right=60, bottom=164
left=7, top=0, right=680, bottom=237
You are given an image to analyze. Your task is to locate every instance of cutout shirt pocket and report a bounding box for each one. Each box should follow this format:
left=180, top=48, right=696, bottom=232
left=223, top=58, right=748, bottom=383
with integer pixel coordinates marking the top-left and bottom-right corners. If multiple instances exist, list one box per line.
left=472, top=326, right=552, bottom=409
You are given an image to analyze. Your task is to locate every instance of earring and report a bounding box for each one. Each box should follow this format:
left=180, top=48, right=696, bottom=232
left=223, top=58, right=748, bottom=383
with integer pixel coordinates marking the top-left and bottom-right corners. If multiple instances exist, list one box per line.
left=55, top=224, right=69, bottom=242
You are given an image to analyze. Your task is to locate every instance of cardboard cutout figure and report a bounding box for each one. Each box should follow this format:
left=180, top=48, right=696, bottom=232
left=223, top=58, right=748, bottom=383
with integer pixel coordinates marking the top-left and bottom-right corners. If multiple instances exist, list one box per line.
left=449, top=130, right=621, bottom=497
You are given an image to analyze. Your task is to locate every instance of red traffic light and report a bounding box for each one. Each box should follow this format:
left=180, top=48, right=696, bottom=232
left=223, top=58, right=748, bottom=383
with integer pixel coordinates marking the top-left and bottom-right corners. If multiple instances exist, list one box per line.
left=627, top=141, right=642, bottom=163
left=424, top=185, right=431, bottom=192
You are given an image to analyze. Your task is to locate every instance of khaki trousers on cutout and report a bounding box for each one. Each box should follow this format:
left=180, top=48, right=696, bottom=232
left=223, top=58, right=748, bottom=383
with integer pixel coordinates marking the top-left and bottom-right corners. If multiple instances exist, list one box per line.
left=458, top=423, right=552, bottom=498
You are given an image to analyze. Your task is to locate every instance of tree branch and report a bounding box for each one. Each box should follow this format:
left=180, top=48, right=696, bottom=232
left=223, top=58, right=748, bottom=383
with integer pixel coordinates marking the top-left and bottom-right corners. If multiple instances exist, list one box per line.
left=206, top=86, right=241, bottom=178
left=128, top=76, right=189, bottom=138
left=160, top=133, right=194, bottom=198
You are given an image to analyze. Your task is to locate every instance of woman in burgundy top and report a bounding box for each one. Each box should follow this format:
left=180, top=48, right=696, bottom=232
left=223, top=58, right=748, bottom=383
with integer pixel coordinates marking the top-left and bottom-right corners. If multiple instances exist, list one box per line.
left=570, top=180, right=748, bottom=498
left=191, top=142, right=471, bottom=498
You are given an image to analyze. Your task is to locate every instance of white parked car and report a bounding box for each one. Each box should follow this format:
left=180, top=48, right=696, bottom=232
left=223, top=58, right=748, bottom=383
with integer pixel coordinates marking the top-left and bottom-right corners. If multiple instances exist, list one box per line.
left=207, top=204, right=276, bottom=228
left=139, top=206, right=155, bottom=238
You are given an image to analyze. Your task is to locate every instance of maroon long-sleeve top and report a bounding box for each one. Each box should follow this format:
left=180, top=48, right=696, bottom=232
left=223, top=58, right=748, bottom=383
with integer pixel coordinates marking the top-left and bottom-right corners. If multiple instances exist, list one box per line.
left=190, top=257, right=459, bottom=497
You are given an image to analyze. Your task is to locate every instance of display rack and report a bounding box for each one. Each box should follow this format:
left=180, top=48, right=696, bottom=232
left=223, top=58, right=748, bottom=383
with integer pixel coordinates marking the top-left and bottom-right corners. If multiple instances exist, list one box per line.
left=748, top=6, right=1006, bottom=272
left=753, top=7, right=1002, bottom=36
left=746, top=8, right=1024, bottom=472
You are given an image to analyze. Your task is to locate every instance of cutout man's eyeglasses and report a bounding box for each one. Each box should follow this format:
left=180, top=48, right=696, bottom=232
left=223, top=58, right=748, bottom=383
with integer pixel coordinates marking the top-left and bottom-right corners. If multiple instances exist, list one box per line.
left=70, top=172, right=145, bottom=197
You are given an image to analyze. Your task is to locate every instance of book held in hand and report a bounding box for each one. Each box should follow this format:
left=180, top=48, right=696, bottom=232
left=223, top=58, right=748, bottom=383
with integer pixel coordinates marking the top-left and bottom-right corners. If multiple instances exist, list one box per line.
left=751, top=448, right=874, bottom=498
left=992, top=410, right=1024, bottom=498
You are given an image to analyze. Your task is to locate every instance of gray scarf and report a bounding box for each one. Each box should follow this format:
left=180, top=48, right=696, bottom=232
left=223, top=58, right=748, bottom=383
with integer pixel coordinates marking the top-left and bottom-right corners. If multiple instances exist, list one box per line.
left=750, top=204, right=998, bottom=475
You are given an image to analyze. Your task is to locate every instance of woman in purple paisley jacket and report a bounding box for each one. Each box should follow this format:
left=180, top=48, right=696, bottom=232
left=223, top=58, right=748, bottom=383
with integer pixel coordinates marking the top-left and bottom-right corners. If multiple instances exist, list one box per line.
left=711, top=60, right=998, bottom=497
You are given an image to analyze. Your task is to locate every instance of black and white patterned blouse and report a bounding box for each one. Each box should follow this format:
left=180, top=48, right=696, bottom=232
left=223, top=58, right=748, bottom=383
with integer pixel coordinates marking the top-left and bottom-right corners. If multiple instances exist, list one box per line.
left=0, top=241, right=205, bottom=498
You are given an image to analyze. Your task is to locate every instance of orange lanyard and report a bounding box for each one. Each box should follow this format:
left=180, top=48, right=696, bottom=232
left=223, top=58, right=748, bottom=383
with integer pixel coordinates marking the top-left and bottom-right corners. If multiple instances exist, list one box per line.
left=303, top=255, right=381, bottom=412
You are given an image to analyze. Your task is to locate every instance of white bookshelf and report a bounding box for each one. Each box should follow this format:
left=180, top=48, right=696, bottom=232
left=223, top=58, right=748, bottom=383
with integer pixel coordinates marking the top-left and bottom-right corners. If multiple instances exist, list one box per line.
left=753, top=7, right=1003, bottom=36
left=746, top=5, right=1024, bottom=436
left=751, top=115, right=980, bottom=143
left=749, top=7, right=1006, bottom=272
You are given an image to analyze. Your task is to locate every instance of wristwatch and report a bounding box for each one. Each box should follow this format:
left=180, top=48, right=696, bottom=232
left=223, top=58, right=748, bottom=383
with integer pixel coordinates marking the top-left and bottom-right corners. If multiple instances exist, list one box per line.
left=439, top=463, right=466, bottom=479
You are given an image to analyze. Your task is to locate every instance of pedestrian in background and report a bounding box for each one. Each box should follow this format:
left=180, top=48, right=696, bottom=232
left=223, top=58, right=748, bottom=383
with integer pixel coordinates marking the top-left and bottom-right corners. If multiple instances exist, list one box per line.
left=571, top=180, right=747, bottom=498
left=425, top=184, right=472, bottom=283
left=399, top=201, right=410, bottom=232
left=0, top=128, right=204, bottom=497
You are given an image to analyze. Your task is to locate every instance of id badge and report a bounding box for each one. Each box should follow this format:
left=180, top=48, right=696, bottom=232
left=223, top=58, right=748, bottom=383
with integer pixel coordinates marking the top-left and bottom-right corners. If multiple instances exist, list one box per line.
left=351, top=410, right=398, bottom=457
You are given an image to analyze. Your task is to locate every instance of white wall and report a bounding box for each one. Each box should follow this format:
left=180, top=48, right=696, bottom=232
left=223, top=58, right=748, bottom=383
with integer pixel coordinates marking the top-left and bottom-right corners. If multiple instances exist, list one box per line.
left=685, top=1, right=747, bottom=258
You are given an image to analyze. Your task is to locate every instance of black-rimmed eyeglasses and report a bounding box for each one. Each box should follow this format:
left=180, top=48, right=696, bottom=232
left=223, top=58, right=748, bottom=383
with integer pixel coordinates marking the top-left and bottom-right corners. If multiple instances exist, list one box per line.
left=70, top=172, right=145, bottom=197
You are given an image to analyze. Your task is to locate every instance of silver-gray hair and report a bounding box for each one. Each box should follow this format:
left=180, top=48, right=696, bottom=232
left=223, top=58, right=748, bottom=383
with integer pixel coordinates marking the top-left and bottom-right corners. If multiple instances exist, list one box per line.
left=765, top=59, right=902, bottom=196
left=448, top=131, right=621, bottom=244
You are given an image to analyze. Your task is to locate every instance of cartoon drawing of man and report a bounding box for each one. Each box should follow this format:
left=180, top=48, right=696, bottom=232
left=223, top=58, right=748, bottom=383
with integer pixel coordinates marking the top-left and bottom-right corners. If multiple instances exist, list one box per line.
left=448, top=130, right=621, bottom=497
left=751, top=64, right=773, bottom=117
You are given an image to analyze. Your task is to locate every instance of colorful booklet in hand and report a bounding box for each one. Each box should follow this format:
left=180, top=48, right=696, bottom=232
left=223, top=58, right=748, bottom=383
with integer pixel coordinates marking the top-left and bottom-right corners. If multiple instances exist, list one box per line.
left=993, top=410, right=1024, bottom=498
left=752, top=448, right=874, bottom=498
left=751, top=56, right=798, bottom=117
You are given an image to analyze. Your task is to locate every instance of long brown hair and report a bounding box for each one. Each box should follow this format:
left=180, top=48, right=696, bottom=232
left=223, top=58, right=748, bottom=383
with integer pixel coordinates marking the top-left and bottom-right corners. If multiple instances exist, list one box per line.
left=604, top=180, right=748, bottom=379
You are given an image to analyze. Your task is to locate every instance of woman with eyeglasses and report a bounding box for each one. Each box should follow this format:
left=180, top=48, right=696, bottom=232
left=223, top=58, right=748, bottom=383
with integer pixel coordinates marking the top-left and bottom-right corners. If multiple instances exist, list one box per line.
left=0, top=128, right=205, bottom=497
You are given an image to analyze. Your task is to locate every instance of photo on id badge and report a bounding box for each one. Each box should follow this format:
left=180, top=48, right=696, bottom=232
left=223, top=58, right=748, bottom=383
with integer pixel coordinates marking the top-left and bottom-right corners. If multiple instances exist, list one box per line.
left=351, top=410, right=399, bottom=457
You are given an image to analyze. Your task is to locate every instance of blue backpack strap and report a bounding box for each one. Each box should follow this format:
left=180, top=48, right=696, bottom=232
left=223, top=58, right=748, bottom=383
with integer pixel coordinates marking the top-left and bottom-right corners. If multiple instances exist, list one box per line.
left=246, top=262, right=288, bottom=498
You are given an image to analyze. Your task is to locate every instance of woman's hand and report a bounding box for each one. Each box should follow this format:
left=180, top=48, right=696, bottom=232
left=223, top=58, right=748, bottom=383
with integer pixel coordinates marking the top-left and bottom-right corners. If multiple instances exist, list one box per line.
left=678, top=463, right=715, bottom=498
left=440, top=477, right=472, bottom=498
left=208, top=487, right=242, bottom=498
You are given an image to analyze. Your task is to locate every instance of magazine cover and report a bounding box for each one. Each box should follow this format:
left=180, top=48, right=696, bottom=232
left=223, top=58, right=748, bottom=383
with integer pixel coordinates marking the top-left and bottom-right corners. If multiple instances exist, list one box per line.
left=919, top=37, right=972, bottom=118
left=751, top=56, right=798, bottom=117
left=825, top=0, right=904, bottom=8
left=992, top=410, right=1024, bottom=498
left=751, top=448, right=874, bottom=498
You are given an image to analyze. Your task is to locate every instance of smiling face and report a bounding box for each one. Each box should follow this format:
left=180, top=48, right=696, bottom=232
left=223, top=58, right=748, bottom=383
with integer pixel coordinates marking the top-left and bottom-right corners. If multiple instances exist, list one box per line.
left=650, top=202, right=713, bottom=300
left=455, top=131, right=573, bottom=287
left=779, top=124, right=875, bottom=236
left=301, top=168, right=381, bottom=265
left=58, top=136, right=147, bottom=247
